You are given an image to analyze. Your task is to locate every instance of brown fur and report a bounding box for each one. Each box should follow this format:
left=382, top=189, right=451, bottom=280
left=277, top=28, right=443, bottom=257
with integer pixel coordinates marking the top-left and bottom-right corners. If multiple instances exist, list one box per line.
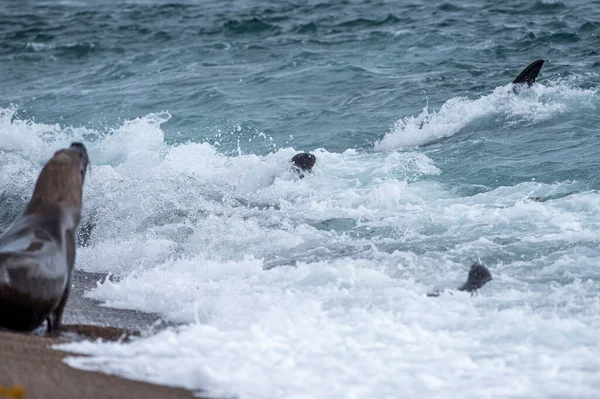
left=0, top=143, right=88, bottom=333
left=25, top=149, right=85, bottom=223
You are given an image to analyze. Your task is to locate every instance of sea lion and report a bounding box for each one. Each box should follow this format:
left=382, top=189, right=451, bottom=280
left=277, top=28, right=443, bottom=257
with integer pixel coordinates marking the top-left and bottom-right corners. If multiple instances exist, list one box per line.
left=427, top=262, right=492, bottom=297
left=457, top=262, right=492, bottom=293
left=0, top=142, right=89, bottom=333
left=291, top=152, right=316, bottom=179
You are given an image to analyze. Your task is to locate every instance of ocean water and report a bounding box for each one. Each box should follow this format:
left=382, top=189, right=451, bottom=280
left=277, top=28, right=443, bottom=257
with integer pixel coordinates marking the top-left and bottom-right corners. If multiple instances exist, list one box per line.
left=2, top=0, right=600, bottom=398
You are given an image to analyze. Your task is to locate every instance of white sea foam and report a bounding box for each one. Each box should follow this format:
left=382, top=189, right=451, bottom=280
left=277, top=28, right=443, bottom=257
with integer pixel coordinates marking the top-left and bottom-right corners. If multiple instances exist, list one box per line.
left=25, top=42, right=57, bottom=52
left=374, top=81, right=598, bottom=150
left=1, top=104, right=600, bottom=399
left=60, top=254, right=600, bottom=399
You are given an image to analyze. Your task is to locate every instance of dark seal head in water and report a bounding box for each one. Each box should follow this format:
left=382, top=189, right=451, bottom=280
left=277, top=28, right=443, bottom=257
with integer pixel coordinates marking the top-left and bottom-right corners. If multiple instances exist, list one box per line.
left=427, top=263, right=492, bottom=297
left=0, top=142, right=89, bottom=333
left=291, top=152, right=316, bottom=178
left=457, top=263, right=492, bottom=293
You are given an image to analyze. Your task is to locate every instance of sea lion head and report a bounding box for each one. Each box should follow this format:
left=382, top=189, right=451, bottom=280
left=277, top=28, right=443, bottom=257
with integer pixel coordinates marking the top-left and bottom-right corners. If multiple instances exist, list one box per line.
left=291, top=152, right=316, bottom=173
left=25, top=142, right=89, bottom=220
left=458, top=263, right=492, bottom=293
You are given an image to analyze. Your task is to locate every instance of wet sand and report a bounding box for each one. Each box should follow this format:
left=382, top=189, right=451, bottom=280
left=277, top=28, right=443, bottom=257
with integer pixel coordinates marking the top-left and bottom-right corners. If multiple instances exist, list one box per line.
left=0, top=270, right=199, bottom=399
left=64, top=269, right=171, bottom=332
left=0, top=330, right=197, bottom=399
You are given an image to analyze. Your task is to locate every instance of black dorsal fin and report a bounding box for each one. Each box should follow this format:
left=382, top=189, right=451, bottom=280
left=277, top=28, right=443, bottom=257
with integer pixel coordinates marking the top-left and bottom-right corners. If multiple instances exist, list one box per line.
left=512, top=59, right=544, bottom=87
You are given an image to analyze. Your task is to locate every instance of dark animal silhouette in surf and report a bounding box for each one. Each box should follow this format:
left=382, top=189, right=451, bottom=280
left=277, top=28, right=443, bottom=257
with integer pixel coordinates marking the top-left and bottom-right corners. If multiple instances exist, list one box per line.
left=427, top=263, right=492, bottom=297
left=512, top=59, right=544, bottom=91
left=291, top=152, right=316, bottom=179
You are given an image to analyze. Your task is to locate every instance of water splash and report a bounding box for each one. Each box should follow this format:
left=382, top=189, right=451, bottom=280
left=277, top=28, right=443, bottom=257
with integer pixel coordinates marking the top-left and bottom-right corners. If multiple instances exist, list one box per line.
left=375, top=81, right=597, bottom=150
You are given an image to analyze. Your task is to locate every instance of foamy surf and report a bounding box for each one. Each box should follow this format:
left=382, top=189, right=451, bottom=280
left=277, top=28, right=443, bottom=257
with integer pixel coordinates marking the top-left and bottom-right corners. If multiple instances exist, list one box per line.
left=59, top=249, right=600, bottom=399
left=1, top=100, right=600, bottom=399
left=374, top=80, right=598, bottom=150
left=6, top=0, right=600, bottom=397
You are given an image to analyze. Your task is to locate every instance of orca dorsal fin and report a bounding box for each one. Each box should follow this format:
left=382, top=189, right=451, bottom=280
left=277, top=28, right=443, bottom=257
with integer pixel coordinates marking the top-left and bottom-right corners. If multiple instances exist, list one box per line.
left=512, top=59, right=544, bottom=87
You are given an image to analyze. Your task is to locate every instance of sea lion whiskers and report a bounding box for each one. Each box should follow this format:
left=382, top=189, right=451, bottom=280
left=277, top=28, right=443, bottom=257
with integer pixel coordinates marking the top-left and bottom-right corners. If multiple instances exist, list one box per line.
left=69, top=141, right=90, bottom=182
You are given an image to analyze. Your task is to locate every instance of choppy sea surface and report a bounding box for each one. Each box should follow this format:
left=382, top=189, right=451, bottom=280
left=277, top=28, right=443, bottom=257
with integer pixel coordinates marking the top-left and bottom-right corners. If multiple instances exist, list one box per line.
left=2, top=0, right=600, bottom=398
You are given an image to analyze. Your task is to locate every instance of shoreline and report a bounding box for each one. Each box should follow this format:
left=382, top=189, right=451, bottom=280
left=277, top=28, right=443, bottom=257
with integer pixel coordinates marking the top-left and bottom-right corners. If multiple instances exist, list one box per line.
left=64, top=269, right=172, bottom=332
left=1, top=270, right=199, bottom=399
left=0, top=330, right=197, bottom=399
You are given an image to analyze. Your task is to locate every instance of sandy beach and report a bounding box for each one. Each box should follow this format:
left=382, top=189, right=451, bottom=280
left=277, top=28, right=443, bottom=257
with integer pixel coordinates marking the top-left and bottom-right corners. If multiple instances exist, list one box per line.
left=0, top=270, right=198, bottom=399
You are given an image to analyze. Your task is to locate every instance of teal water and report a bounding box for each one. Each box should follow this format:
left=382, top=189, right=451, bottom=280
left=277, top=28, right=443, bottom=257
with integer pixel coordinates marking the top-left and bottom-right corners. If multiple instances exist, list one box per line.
left=3, top=0, right=600, bottom=152
left=3, top=0, right=600, bottom=189
left=3, top=1, right=600, bottom=398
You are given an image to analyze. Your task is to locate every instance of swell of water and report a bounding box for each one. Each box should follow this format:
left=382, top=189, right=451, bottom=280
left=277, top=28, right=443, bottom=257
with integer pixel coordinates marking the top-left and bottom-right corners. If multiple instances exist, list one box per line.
left=375, top=80, right=597, bottom=149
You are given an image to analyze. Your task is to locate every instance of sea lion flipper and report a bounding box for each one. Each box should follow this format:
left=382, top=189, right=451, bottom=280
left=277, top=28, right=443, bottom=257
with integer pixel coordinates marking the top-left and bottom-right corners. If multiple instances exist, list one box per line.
left=47, top=283, right=70, bottom=334
left=512, top=59, right=544, bottom=87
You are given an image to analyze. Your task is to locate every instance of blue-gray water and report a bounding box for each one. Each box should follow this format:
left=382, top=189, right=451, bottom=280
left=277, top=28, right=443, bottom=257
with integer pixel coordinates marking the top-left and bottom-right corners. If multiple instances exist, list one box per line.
left=3, top=0, right=600, bottom=153
left=3, top=1, right=600, bottom=398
